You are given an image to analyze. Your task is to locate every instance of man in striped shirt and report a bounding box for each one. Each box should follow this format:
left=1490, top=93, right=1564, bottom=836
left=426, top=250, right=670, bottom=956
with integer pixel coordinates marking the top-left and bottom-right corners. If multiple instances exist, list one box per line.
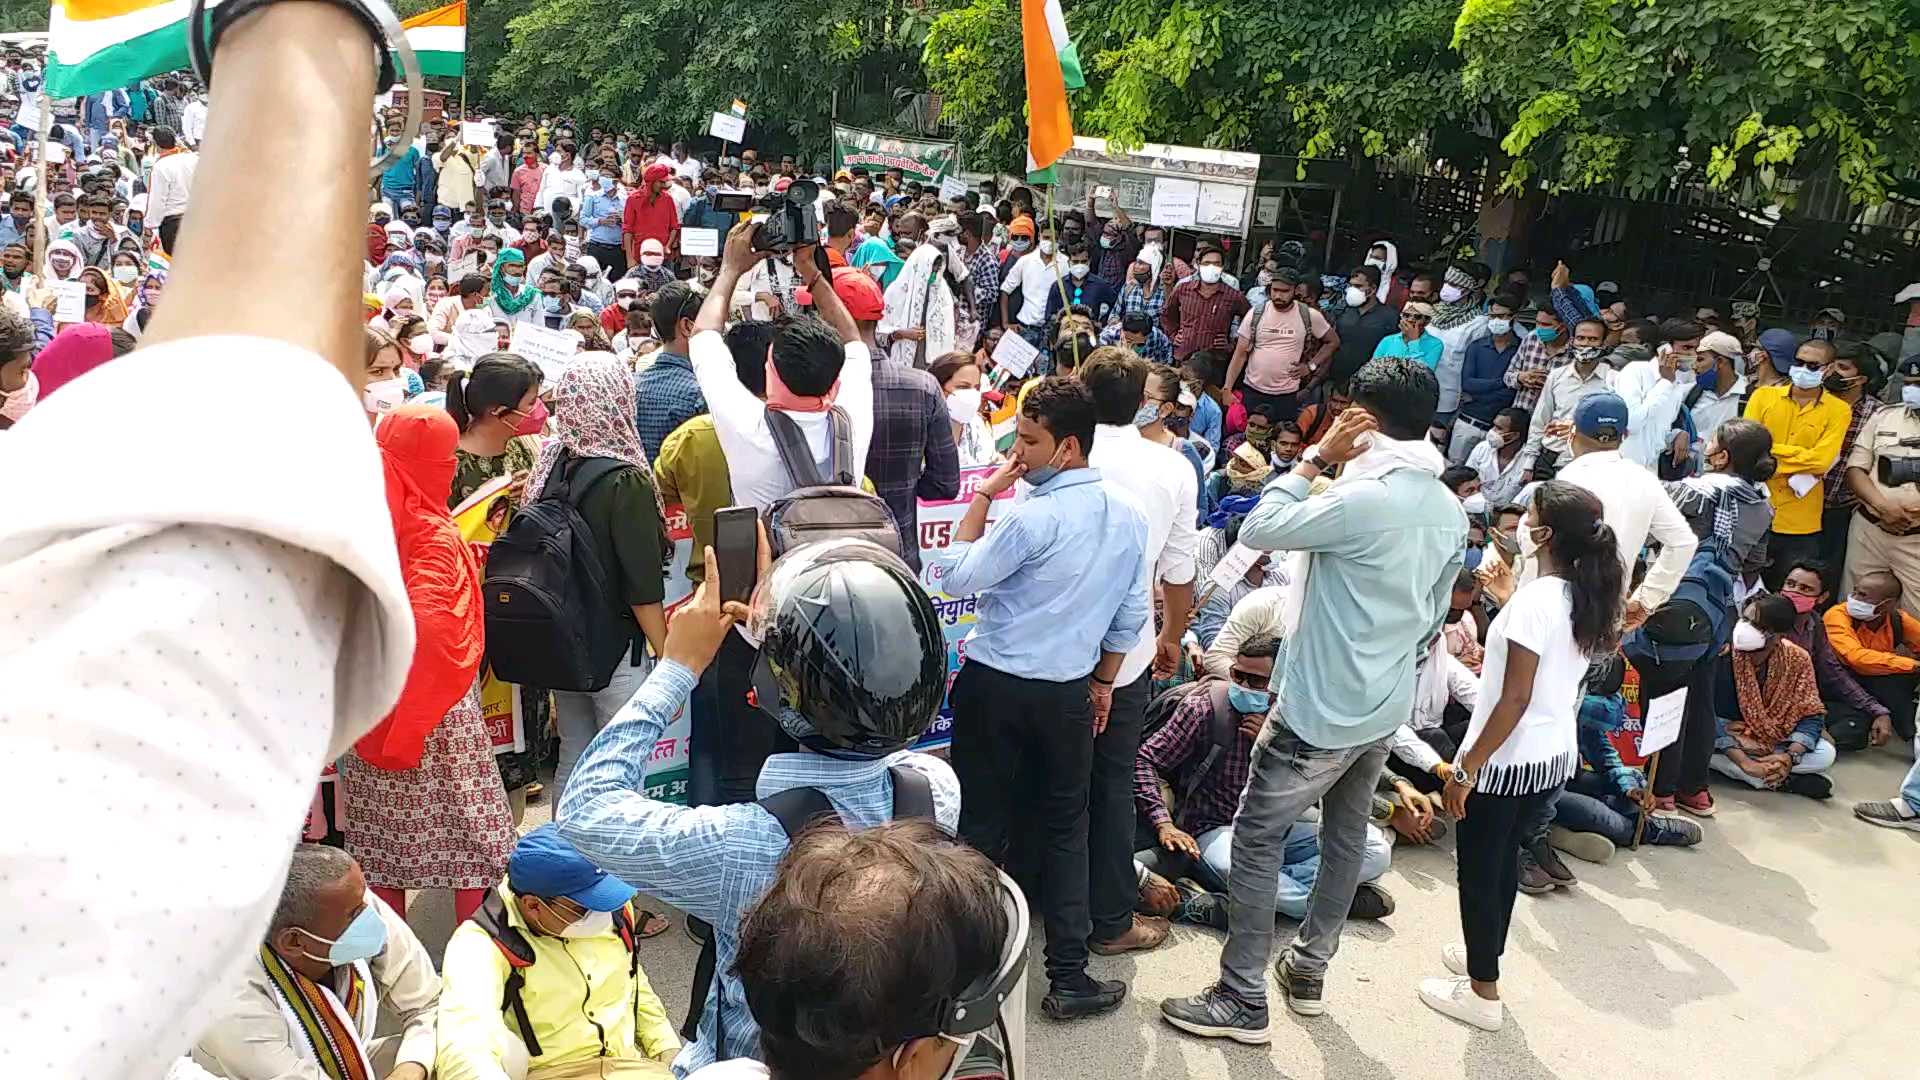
left=1504, top=306, right=1572, bottom=412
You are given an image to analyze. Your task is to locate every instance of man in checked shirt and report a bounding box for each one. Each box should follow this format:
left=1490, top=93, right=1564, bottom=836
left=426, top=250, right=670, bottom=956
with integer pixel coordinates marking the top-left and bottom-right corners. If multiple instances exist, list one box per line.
left=1132, top=636, right=1395, bottom=926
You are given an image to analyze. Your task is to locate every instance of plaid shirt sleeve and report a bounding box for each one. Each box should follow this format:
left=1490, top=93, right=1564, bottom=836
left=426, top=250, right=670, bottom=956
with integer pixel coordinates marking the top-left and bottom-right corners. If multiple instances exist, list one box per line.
left=1825, top=396, right=1879, bottom=507
left=1134, top=689, right=1211, bottom=827
left=1506, top=335, right=1550, bottom=412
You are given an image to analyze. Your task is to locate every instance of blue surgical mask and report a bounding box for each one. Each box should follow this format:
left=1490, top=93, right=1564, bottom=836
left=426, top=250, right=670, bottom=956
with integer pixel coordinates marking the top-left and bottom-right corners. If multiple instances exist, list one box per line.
left=1696, top=365, right=1720, bottom=393
left=1226, top=683, right=1271, bottom=717
left=543, top=294, right=566, bottom=314
left=1534, top=324, right=1560, bottom=342
left=1024, top=464, right=1062, bottom=487
left=1789, top=364, right=1825, bottom=391
left=502, top=272, right=524, bottom=288
left=297, top=904, right=387, bottom=967
left=1131, top=402, right=1162, bottom=428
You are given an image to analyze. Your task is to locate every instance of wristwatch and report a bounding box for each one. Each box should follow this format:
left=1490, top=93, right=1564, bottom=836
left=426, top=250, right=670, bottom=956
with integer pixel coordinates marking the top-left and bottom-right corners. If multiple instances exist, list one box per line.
left=1301, top=447, right=1329, bottom=472
left=1447, top=765, right=1477, bottom=790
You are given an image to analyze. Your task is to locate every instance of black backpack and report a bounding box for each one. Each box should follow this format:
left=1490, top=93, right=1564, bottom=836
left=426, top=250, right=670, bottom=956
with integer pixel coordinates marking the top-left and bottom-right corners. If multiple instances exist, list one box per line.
left=471, top=889, right=645, bottom=1060
left=682, top=766, right=935, bottom=1044
left=1141, top=679, right=1239, bottom=809
left=764, top=406, right=901, bottom=557
left=482, top=452, right=631, bottom=692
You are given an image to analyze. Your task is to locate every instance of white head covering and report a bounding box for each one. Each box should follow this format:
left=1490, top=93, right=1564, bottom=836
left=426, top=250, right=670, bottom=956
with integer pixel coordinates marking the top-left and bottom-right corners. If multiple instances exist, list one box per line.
left=1370, top=240, right=1399, bottom=304
left=1134, top=244, right=1163, bottom=284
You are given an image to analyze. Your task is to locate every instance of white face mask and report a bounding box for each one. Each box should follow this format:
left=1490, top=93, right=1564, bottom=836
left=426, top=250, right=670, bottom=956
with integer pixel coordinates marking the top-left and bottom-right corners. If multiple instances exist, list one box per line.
left=407, top=334, right=432, bottom=355
left=1344, top=285, right=1368, bottom=307
left=362, top=377, right=407, bottom=415
left=616, top=295, right=636, bottom=310
left=946, top=387, right=983, bottom=423
left=1069, top=263, right=1090, bottom=280
left=1487, top=317, right=1512, bottom=337
left=640, top=254, right=665, bottom=269
left=1846, top=596, right=1882, bottom=621
left=1037, top=239, right=1055, bottom=256
left=1198, top=265, right=1223, bottom=284
left=1789, top=365, right=1825, bottom=391
left=1731, top=619, right=1767, bottom=652
left=1518, top=523, right=1548, bottom=561
left=112, top=264, right=138, bottom=284
left=1903, top=384, right=1920, bottom=410
left=1486, top=430, right=1508, bottom=449
left=1439, top=283, right=1464, bottom=304
left=557, top=908, right=615, bottom=938
left=1365, top=256, right=1387, bottom=270
left=1460, top=493, right=1488, bottom=515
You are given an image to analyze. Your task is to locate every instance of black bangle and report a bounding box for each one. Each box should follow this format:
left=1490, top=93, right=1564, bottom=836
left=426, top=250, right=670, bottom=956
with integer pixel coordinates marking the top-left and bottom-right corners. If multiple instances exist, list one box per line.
left=188, top=0, right=398, bottom=93
left=1090, top=674, right=1115, bottom=686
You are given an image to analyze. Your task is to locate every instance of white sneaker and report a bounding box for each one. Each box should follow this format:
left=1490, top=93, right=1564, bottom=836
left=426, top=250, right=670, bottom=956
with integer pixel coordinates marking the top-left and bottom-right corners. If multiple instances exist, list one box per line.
left=1419, top=975, right=1504, bottom=1031
left=1441, top=944, right=1469, bottom=977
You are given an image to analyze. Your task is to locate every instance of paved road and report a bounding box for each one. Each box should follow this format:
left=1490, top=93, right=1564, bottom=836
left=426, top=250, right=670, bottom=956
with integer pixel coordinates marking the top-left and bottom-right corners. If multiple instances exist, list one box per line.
left=401, top=747, right=1918, bottom=1080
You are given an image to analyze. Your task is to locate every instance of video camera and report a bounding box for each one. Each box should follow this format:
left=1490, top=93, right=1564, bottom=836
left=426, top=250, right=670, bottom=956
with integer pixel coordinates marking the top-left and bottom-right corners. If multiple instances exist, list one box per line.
left=710, top=180, right=821, bottom=253
left=1876, top=436, right=1920, bottom=488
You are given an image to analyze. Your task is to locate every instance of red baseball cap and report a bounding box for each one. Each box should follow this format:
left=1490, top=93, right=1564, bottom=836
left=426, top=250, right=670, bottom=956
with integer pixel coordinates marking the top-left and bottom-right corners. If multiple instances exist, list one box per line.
left=796, top=266, right=885, bottom=321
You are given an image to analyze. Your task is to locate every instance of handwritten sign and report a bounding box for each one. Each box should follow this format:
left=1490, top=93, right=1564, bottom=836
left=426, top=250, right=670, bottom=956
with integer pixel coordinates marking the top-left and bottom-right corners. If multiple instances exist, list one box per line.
left=509, top=321, right=579, bottom=381
left=1639, top=688, right=1687, bottom=757
left=939, top=175, right=968, bottom=201
left=681, top=227, right=720, bottom=257
left=1149, top=178, right=1199, bottom=228
left=1254, top=195, right=1281, bottom=228
left=460, top=120, right=496, bottom=148
left=991, top=329, right=1041, bottom=379
left=450, top=252, right=481, bottom=282
left=1208, top=541, right=1262, bottom=590
left=52, top=280, right=85, bottom=323
left=709, top=112, right=746, bottom=143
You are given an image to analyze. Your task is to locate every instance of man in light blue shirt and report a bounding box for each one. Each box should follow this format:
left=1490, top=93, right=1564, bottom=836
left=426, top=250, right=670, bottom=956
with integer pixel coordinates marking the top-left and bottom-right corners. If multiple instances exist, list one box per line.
left=932, top=375, right=1149, bottom=1022
left=1371, top=300, right=1446, bottom=369
left=579, top=170, right=628, bottom=278
left=1162, top=356, right=1465, bottom=1043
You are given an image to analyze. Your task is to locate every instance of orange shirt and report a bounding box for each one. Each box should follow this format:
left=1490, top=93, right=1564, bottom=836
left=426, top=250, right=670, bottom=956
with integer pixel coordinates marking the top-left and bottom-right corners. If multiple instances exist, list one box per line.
left=1822, top=604, right=1920, bottom=676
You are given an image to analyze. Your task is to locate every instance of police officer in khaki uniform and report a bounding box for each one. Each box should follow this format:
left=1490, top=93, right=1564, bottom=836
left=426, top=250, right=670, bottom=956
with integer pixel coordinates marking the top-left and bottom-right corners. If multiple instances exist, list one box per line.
left=1844, top=353, right=1920, bottom=617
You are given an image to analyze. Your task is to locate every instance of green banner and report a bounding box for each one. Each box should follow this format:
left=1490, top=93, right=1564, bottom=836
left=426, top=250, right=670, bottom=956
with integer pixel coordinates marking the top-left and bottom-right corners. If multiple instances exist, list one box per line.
left=832, top=125, right=958, bottom=184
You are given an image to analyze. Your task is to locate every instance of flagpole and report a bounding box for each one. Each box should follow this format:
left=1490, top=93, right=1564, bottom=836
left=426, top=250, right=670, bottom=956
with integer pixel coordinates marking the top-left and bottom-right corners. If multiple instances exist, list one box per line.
left=32, top=82, right=50, bottom=272
left=458, top=0, right=468, bottom=119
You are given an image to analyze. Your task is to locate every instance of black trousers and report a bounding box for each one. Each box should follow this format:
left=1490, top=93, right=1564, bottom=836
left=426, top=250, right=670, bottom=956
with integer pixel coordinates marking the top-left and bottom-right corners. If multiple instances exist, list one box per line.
left=1090, top=671, right=1151, bottom=943
left=1239, top=384, right=1300, bottom=424
left=585, top=240, right=627, bottom=281
left=951, top=660, right=1094, bottom=985
left=1455, top=786, right=1554, bottom=983
left=1763, top=530, right=1825, bottom=592
left=1819, top=504, right=1856, bottom=582
left=1646, top=651, right=1720, bottom=798
left=1385, top=720, right=1467, bottom=794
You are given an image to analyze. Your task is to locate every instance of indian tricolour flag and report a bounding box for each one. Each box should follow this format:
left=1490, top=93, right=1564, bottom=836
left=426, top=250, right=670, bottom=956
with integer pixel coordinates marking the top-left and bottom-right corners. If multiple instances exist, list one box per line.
left=401, top=0, right=466, bottom=79
left=1021, top=0, right=1084, bottom=178
left=48, top=0, right=192, bottom=100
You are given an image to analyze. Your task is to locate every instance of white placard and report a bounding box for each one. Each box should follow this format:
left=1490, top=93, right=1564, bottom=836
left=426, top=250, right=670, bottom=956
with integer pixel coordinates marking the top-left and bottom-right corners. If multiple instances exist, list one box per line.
left=680, top=227, right=720, bottom=257
left=460, top=120, right=496, bottom=147
left=990, top=329, right=1041, bottom=379
left=1254, top=195, right=1281, bottom=228
left=1639, top=688, right=1687, bottom=757
left=45, top=140, right=68, bottom=165
left=52, top=280, right=85, bottom=323
left=939, top=174, right=968, bottom=201
left=450, top=252, right=481, bottom=282
left=709, top=112, right=747, bottom=143
left=14, top=93, right=39, bottom=132
left=1196, top=182, right=1246, bottom=229
left=1208, top=541, right=1261, bottom=590
left=1149, top=178, right=1199, bottom=228
left=509, top=321, right=580, bottom=382
left=564, top=236, right=581, bottom=260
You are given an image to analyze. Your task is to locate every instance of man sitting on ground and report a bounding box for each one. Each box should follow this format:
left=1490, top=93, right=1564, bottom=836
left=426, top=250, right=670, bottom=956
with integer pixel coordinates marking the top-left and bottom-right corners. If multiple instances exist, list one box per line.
left=1133, top=637, right=1396, bottom=926
left=1779, top=560, right=1894, bottom=752
left=1823, top=570, right=1919, bottom=749
left=191, top=846, right=440, bottom=1080
left=438, top=825, right=680, bottom=1079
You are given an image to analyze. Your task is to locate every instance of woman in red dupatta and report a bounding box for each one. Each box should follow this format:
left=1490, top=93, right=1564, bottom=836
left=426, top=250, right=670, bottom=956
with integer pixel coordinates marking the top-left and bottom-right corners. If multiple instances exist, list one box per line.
left=336, top=404, right=513, bottom=924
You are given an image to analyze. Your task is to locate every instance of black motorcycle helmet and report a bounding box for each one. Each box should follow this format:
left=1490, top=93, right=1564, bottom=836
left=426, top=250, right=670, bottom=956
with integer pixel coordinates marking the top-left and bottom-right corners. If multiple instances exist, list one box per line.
left=745, top=540, right=947, bottom=757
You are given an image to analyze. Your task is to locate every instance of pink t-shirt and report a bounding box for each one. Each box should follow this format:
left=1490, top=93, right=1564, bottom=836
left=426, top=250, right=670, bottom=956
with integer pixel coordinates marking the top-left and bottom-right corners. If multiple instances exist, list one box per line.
left=1238, top=300, right=1331, bottom=395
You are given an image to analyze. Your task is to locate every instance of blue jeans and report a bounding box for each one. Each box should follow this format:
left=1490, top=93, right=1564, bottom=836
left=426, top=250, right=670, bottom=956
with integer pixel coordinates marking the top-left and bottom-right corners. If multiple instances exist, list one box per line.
left=1903, top=735, right=1920, bottom=813
left=1197, top=818, right=1391, bottom=921
left=1709, top=738, right=1836, bottom=789
left=1555, top=772, right=1691, bottom=846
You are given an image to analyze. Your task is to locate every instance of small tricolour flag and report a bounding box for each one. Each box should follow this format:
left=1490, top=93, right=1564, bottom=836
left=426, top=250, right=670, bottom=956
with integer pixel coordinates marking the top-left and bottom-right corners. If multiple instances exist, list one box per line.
left=1021, top=0, right=1084, bottom=177
left=401, top=0, right=466, bottom=79
left=48, top=0, right=192, bottom=100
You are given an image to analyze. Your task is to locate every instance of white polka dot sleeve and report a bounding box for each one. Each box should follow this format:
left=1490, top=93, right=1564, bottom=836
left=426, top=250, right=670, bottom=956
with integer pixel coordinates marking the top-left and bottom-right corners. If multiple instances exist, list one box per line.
left=0, top=337, right=414, bottom=1079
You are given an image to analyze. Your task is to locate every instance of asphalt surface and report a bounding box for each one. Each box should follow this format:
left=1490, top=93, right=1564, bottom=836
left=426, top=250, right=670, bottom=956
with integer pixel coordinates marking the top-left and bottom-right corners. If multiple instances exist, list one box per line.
left=400, top=746, right=1918, bottom=1079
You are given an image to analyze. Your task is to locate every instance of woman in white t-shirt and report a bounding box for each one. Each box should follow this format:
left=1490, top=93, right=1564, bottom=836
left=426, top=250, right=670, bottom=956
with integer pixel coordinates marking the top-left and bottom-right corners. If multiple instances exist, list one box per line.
left=1422, top=479, right=1624, bottom=1032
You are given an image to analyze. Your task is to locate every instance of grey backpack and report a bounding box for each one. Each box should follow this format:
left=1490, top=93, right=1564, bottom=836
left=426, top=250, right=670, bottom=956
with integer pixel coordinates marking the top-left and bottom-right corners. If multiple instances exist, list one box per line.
left=764, top=406, right=902, bottom=557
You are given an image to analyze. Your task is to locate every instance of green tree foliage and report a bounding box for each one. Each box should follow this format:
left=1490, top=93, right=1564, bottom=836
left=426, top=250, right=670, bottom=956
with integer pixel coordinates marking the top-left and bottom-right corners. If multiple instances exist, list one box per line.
left=926, top=0, right=1471, bottom=173
left=1453, top=0, right=1920, bottom=206
left=0, top=0, right=46, bottom=34
left=481, top=0, right=932, bottom=157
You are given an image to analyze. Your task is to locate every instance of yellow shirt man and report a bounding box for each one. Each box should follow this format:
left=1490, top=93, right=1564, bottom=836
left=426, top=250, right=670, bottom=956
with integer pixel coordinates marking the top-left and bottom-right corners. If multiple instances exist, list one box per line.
left=1743, top=382, right=1851, bottom=535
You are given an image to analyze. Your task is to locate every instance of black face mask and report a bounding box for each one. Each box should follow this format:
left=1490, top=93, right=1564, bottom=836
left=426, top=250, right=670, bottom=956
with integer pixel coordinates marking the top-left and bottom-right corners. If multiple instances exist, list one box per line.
left=1444, top=606, right=1467, bottom=625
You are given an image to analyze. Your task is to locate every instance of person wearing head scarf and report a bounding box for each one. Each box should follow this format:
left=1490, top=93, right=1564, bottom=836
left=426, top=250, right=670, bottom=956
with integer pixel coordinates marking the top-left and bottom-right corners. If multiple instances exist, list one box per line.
left=367, top=221, right=389, bottom=266
left=38, top=238, right=83, bottom=296
left=1364, top=239, right=1403, bottom=306
left=848, top=229, right=905, bottom=289
left=32, top=323, right=118, bottom=398
left=76, top=266, right=128, bottom=328
left=527, top=353, right=670, bottom=800
left=335, top=404, right=514, bottom=926
left=488, top=246, right=542, bottom=324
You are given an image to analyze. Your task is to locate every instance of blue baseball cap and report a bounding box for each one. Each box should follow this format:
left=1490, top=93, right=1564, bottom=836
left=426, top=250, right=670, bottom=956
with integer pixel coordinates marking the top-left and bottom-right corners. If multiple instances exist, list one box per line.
left=1573, top=391, right=1628, bottom=440
left=507, top=824, right=636, bottom=911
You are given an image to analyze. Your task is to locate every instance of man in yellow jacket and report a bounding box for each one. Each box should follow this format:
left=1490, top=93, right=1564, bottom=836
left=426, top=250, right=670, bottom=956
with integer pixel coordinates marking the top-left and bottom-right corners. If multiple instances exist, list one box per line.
left=1744, top=336, right=1851, bottom=589
left=438, top=825, right=680, bottom=1079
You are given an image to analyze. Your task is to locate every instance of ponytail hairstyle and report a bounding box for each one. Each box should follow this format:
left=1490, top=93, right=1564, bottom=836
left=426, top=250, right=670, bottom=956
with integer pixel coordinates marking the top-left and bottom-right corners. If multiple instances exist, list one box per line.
left=1533, top=479, right=1625, bottom=656
left=1711, top=417, right=1777, bottom=484
left=446, top=351, right=540, bottom=433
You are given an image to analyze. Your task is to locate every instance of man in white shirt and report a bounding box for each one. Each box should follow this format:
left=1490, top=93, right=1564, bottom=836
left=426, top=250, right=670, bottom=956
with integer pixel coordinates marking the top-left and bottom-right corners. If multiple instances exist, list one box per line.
left=181, top=93, right=209, bottom=147
left=2, top=13, right=415, bottom=1076
left=1200, top=584, right=1287, bottom=680
left=1685, top=329, right=1748, bottom=455
left=146, top=124, right=198, bottom=225
left=1612, top=317, right=1705, bottom=469
left=1549, top=392, right=1699, bottom=624
left=534, top=138, right=587, bottom=217
left=1081, top=348, right=1199, bottom=956
left=670, top=140, right=703, bottom=182
left=690, top=220, right=873, bottom=511
left=1522, top=317, right=1614, bottom=469
left=999, top=220, right=1061, bottom=343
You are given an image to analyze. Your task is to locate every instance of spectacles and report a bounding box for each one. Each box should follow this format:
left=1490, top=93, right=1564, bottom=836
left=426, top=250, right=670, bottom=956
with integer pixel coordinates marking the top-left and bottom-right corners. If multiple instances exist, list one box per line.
left=1228, top=666, right=1267, bottom=689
